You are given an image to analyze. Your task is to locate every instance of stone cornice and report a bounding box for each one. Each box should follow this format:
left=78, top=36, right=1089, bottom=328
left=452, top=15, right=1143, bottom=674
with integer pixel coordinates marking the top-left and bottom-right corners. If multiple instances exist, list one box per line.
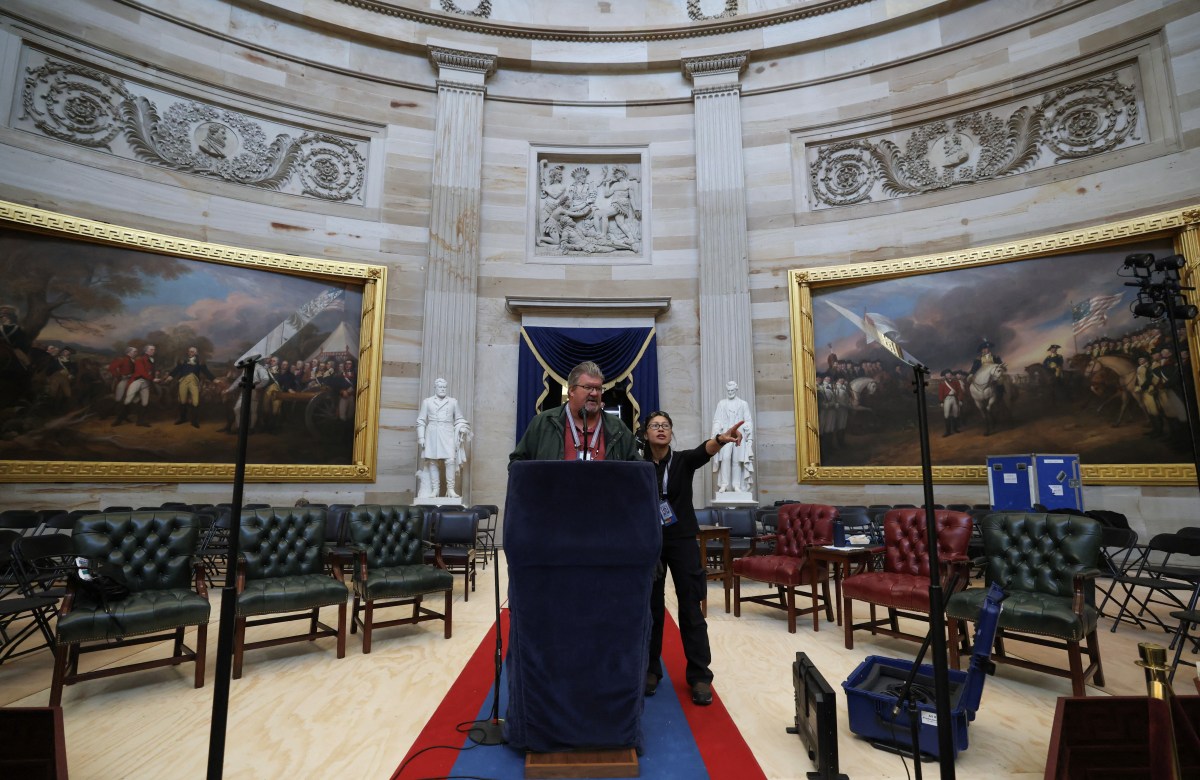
left=505, top=296, right=672, bottom=317
left=334, top=0, right=873, bottom=43
left=682, top=51, right=750, bottom=81
left=429, top=46, right=497, bottom=77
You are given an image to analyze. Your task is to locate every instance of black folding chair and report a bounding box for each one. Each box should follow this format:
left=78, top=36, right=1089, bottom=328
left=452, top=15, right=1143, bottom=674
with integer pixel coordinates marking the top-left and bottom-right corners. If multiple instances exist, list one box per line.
left=1109, top=532, right=1200, bottom=634
left=0, top=548, right=57, bottom=664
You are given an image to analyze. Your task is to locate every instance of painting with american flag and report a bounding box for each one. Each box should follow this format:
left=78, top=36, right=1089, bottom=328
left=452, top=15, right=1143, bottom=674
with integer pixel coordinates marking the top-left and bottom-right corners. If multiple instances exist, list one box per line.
left=791, top=205, right=1200, bottom=485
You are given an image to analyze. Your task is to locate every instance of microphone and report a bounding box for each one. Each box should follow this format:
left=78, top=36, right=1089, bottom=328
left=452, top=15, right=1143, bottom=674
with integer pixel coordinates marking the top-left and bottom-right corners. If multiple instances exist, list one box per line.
left=235, top=353, right=263, bottom=368
left=581, top=406, right=589, bottom=461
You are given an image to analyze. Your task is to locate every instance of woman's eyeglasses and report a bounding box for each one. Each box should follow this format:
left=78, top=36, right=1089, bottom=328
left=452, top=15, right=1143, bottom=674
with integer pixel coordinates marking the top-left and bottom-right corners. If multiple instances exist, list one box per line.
left=646, top=423, right=672, bottom=431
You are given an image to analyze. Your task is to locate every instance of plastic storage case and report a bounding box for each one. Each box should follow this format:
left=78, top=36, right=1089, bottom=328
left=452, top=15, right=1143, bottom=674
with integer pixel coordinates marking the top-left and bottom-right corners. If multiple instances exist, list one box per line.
left=842, top=583, right=1005, bottom=759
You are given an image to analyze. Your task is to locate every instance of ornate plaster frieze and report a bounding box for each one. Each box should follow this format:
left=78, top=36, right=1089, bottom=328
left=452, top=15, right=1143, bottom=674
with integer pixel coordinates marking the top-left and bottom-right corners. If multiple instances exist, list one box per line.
left=687, top=0, right=738, bottom=22
left=333, top=0, right=870, bottom=42
left=534, top=158, right=645, bottom=260
left=440, top=0, right=491, bottom=18
left=681, top=51, right=750, bottom=81
left=806, top=68, right=1142, bottom=209
left=17, top=49, right=370, bottom=204
left=428, top=46, right=498, bottom=78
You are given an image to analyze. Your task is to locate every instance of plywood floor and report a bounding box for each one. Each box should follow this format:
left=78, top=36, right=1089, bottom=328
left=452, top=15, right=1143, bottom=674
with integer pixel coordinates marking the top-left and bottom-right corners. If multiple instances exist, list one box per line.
left=0, top=555, right=1184, bottom=780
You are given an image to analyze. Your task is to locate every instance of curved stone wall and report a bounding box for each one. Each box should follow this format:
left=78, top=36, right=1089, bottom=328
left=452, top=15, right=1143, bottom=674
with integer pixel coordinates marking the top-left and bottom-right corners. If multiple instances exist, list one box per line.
left=0, top=0, right=1196, bottom=536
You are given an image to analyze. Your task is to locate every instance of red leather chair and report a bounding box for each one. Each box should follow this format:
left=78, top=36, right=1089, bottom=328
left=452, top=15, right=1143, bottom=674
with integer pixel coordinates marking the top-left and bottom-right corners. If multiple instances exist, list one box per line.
left=841, top=508, right=973, bottom=650
left=731, top=503, right=837, bottom=633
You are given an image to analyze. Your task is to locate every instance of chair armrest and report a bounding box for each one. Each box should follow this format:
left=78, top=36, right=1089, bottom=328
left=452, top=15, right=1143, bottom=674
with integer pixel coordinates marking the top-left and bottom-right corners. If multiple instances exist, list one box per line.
left=59, top=581, right=76, bottom=617
left=192, top=561, right=209, bottom=598
left=235, top=558, right=246, bottom=594
left=1072, top=567, right=1103, bottom=613
left=746, top=534, right=775, bottom=556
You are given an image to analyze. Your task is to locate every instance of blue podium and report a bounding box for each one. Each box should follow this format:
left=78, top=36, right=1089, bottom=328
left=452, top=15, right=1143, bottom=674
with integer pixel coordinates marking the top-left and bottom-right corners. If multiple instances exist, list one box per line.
left=502, top=460, right=661, bottom=754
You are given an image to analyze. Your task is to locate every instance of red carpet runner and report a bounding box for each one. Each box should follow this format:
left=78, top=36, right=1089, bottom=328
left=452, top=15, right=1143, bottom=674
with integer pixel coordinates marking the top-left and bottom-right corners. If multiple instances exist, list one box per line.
left=394, top=609, right=765, bottom=779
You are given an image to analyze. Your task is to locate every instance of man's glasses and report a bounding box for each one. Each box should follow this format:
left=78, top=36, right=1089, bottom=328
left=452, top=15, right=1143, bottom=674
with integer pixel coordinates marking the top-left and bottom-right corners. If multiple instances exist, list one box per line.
left=646, top=423, right=671, bottom=431
left=573, top=384, right=603, bottom=394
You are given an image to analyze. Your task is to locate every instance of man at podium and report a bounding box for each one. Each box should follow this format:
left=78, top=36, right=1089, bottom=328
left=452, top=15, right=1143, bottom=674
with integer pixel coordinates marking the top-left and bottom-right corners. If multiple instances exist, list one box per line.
left=510, top=360, right=640, bottom=462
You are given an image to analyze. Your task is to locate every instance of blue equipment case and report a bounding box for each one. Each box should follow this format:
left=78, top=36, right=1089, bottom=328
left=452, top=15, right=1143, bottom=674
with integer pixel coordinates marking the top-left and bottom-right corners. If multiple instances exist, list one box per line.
left=987, top=454, right=1083, bottom=512
left=842, top=584, right=1005, bottom=759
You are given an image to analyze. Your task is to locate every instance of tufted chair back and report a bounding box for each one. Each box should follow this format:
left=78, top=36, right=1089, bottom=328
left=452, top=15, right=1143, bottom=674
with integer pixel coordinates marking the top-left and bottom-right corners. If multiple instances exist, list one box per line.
left=882, top=508, right=973, bottom=577
left=238, top=507, right=327, bottom=580
left=345, top=505, right=424, bottom=569
left=774, top=503, right=838, bottom=556
left=73, top=511, right=199, bottom=592
left=981, top=511, right=1103, bottom=598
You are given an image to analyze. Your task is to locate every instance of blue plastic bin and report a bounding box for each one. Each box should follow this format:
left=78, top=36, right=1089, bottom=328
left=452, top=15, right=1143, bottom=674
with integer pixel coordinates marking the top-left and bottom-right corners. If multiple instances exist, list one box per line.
left=842, top=583, right=1005, bottom=759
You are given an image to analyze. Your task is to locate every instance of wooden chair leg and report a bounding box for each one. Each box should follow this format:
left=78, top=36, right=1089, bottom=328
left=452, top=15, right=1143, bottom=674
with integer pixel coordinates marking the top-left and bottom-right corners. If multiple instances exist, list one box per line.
left=444, top=589, right=453, bottom=639
left=732, top=575, right=741, bottom=617
left=363, top=601, right=373, bottom=654
left=868, top=603, right=878, bottom=635
left=947, top=619, right=962, bottom=670
left=1068, top=640, right=1085, bottom=696
left=787, top=586, right=797, bottom=634
left=233, top=616, right=246, bottom=679
left=463, top=571, right=470, bottom=602
left=822, top=579, right=833, bottom=623
left=350, top=595, right=360, bottom=635
left=309, top=607, right=319, bottom=639
left=173, top=626, right=184, bottom=656
left=413, top=594, right=423, bottom=620
left=195, top=623, right=207, bottom=689
left=1087, top=629, right=1104, bottom=687
left=49, top=644, right=69, bottom=706
left=336, top=601, right=347, bottom=659
left=844, top=597, right=854, bottom=649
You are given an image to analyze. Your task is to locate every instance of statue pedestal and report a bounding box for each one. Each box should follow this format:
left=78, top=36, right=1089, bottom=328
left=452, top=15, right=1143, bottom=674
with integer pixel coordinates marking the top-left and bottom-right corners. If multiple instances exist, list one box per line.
left=711, top=491, right=755, bottom=507
left=420, top=496, right=465, bottom=507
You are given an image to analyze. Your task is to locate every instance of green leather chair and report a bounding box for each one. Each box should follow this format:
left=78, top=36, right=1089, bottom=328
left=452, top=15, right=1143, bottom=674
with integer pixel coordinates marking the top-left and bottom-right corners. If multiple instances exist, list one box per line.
left=50, top=511, right=210, bottom=706
left=946, top=511, right=1104, bottom=696
left=233, top=507, right=349, bottom=678
left=345, top=505, right=454, bottom=653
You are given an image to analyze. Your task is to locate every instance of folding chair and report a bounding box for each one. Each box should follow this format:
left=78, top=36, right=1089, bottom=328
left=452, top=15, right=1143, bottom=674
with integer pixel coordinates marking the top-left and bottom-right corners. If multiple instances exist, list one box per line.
left=1108, top=532, right=1200, bottom=634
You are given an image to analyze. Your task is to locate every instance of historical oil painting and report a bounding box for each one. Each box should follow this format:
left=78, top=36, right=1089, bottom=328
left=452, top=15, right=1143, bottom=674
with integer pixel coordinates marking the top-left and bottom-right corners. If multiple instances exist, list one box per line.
left=0, top=202, right=385, bottom=482
left=790, top=205, right=1200, bottom=485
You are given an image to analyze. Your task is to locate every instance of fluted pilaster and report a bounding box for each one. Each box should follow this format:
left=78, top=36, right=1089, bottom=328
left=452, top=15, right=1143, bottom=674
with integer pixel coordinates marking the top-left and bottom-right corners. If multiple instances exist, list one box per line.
left=421, top=46, right=495, bottom=419
left=684, top=51, right=756, bottom=499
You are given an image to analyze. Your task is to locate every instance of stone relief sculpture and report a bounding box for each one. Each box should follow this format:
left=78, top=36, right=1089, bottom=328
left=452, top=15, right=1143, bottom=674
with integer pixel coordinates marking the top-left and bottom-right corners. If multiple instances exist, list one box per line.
left=687, top=0, right=738, bottom=21
left=440, top=0, right=491, bottom=17
left=20, top=52, right=368, bottom=203
left=535, top=161, right=643, bottom=256
left=416, top=378, right=472, bottom=499
left=808, top=70, right=1142, bottom=209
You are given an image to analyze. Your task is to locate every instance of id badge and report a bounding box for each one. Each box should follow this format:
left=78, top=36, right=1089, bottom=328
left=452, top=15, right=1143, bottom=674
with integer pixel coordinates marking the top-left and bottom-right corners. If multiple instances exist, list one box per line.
left=658, top=499, right=678, bottom=527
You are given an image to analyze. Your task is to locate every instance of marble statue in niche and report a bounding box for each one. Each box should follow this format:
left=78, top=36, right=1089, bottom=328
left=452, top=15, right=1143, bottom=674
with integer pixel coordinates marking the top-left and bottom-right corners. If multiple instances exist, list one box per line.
left=416, top=378, right=472, bottom=499
left=536, top=161, right=643, bottom=256
left=712, top=380, right=754, bottom=498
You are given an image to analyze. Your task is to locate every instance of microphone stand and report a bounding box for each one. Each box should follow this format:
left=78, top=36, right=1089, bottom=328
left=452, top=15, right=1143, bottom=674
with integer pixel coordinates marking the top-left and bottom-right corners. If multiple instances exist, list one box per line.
left=207, top=354, right=260, bottom=780
left=467, top=533, right=505, bottom=745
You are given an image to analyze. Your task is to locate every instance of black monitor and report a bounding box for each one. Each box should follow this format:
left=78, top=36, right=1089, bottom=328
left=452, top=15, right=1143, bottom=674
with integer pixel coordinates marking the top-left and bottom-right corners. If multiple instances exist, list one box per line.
left=788, top=652, right=848, bottom=780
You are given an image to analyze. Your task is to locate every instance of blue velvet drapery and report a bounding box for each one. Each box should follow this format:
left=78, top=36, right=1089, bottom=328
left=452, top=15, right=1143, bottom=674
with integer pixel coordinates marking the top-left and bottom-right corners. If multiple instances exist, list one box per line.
left=516, top=326, right=659, bottom=441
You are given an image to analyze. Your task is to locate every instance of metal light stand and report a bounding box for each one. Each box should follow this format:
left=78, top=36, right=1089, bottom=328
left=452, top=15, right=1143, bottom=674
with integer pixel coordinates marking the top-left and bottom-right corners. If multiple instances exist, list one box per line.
left=206, top=354, right=260, bottom=780
left=911, top=364, right=957, bottom=779
left=467, top=544, right=506, bottom=745
left=1122, top=253, right=1200, bottom=495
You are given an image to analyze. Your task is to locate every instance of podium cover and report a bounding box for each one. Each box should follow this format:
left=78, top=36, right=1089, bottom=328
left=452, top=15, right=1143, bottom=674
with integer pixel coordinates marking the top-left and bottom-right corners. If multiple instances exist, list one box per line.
left=502, top=460, right=662, bottom=753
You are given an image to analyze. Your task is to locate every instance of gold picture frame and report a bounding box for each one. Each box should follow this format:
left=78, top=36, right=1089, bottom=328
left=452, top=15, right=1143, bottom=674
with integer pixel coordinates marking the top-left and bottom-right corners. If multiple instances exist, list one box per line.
left=789, top=204, right=1200, bottom=485
left=0, top=200, right=386, bottom=482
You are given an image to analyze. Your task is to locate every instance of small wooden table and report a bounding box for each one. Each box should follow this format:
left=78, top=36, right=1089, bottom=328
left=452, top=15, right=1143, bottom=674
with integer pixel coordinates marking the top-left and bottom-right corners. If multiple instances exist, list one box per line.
left=809, top=545, right=884, bottom=627
left=696, top=524, right=732, bottom=616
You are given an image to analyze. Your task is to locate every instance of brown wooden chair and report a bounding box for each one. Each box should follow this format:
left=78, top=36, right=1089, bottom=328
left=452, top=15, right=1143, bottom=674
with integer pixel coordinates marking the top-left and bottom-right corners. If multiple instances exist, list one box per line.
left=731, top=503, right=837, bottom=632
left=841, top=508, right=973, bottom=649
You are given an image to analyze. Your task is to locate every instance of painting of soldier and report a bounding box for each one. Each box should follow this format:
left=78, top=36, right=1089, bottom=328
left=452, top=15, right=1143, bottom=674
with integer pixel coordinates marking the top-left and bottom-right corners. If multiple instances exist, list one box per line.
left=808, top=236, right=1196, bottom=469
left=0, top=226, right=364, bottom=468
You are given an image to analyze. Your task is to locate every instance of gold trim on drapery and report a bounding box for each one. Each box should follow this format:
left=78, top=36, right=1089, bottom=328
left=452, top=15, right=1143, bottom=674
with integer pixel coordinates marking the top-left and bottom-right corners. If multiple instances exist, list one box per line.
left=519, top=326, right=656, bottom=420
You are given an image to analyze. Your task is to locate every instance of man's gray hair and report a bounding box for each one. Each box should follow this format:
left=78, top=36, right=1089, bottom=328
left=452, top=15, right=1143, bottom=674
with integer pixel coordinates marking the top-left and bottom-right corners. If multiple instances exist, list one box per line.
left=567, top=361, right=604, bottom=388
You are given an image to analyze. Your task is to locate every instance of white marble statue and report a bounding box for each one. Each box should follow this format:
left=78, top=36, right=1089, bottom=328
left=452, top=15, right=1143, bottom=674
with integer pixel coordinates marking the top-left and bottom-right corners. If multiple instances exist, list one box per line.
left=712, top=380, right=754, bottom=494
left=416, top=378, right=472, bottom=499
